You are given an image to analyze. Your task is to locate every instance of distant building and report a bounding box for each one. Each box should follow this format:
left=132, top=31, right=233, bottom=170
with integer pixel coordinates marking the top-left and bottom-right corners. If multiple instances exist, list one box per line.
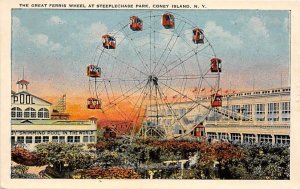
left=144, top=87, right=290, bottom=145
left=100, top=120, right=133, bottom=138
left=11, top=119, right=97, bottom=150
left=11, top=77, right=96, bottom=150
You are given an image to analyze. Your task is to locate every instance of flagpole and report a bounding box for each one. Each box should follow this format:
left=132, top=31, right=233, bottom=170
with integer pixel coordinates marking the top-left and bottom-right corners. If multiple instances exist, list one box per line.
left=281, top=72, right=283, bottom=89
left=252, top=75, right=255, bottom=92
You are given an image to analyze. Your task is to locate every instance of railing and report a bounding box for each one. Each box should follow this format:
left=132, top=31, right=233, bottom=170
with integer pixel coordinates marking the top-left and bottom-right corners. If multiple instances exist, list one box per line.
left=205, top=120, right=290, bottom=127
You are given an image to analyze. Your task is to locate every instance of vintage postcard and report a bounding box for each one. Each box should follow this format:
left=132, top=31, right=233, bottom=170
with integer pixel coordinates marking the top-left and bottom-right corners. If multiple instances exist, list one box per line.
left=1, top=0, right=300, bottom=189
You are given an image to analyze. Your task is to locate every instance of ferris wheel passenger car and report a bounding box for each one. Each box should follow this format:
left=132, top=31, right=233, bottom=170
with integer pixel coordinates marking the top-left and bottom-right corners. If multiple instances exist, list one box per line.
left=87, top=98, right=101, bottom=109
left=211, top=93, right=222, bottom=107
left=102, top=35, right=116, bottom=49
left=210, top=58, right=222, bottom=72
left=130, top=16, right=143, bottom=31
left=192, top=28, right=204, bottom=44
left=87, top=65, right=101, bottom=77
left=162, top=13, right=175, bottom=29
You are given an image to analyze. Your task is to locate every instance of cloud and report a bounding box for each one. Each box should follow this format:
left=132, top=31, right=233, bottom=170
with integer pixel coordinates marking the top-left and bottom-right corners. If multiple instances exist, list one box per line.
left=248, top=17, right=269, bottom=37
left=13, top=16, right=62, bottom=52
left=72, top=22, right=108, bottom=47
left=204, top=21, right=242, bottom=49
left=29, top=34, right=62, bottom=51
left=49, top=16, right=66, bottom=25
left=31, top=34, right=48, bottom=46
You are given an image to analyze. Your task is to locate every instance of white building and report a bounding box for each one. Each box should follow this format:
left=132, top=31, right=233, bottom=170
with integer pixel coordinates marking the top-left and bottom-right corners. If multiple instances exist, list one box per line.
left=11, top=90, right=52, bottom=120
left=11, top=119, right=97, bottom=150
left=11, top=78, right=97, bottom=150
left=144, top=87, right=290, bottom=145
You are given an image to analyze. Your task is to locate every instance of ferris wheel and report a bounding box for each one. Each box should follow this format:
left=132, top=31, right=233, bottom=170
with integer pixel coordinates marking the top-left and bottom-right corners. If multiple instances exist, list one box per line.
left=86, top=11, right=222, bottom=139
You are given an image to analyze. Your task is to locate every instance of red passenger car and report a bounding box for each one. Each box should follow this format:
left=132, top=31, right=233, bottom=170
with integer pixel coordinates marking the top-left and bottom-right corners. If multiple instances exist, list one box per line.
left=130, top=16, right=143, bottom=31
left=86, top=65, right=101, bottom=77
left=192, top=28, right=204, bottom=44
left=162, top=13, right=175, bottom=29
left=102, top=34, right=116, bottom=49
left=211, top=93, right=222, bottom=107
left=87, top=98, right=101, bottom=109
left=210, top=58, right=222, bottom=72
left=194, top=124, right=205, bottom=137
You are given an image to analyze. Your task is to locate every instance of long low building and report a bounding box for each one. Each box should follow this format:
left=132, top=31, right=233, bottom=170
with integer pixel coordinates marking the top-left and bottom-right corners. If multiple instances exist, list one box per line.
left=11, top=119, right=97, bottom=150
left=143, top=87, right=290, bottom=144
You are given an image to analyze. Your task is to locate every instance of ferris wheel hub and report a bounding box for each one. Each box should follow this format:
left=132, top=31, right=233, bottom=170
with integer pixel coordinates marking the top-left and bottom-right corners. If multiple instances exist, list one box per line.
left=148, top=75, right=158, bottom=86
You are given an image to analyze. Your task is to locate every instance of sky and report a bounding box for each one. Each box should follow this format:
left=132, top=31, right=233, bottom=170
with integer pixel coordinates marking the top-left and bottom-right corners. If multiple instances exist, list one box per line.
left=11, top=9, right=290, bottom=120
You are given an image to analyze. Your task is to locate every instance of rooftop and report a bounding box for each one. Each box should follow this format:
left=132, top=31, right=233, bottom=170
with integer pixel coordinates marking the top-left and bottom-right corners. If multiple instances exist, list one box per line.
left=12, top=119, right=93, bottom=125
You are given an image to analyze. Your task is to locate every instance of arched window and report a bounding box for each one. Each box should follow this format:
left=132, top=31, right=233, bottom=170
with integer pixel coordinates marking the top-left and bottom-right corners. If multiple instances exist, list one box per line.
left=24, top=108, right=36, bottom=118
left=11, top=107, right=22, bottom=118
left=38, top=108, right=49, bottom=118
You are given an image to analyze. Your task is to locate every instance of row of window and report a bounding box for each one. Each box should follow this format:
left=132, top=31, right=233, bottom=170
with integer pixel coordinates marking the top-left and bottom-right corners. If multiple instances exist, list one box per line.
left=156, top=102, right=290, bottom=118
left=206, top=132, right=290, bottom=144
left=11, top=135, right=96, bottom=144
left=11, top=107, right=49, bottom=119
left=230, top=102, right=290, bottom=114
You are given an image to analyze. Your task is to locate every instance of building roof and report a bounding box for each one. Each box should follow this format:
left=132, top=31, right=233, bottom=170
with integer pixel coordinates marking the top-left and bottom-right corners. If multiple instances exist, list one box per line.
left=16, top=79, right=29, bottom=84
left=12, top=119, right=93, bottom=125
left=11, top=91, right=52, bottom=105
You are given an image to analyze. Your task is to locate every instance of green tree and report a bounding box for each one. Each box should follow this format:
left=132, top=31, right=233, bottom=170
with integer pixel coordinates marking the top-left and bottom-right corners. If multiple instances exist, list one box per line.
left=35, top=142, right=95, bottom=178
left=11, top=164, right=40, bottom=179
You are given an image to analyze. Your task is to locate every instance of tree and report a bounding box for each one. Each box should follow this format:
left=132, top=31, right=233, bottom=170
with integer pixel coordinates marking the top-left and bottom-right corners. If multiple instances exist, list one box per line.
left=11, top=164, right=40, bottom=179
left=73, top=167, right=140, bottom=179
left=35, top=142, right=95, bottom=178
left=96, top=150, right=121, bottom=167
left=11, top=146, right=44, bottom=166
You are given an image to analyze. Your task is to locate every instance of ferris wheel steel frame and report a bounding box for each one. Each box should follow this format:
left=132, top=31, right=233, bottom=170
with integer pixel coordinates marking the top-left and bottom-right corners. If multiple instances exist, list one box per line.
left=87, top=11, right=221, bottom=140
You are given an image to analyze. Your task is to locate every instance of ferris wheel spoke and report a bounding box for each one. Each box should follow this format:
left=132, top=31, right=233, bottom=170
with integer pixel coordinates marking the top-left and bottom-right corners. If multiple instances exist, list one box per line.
left=156, top=85, right=187, bottom=136
left=158, top=44, right=211, bottom=78
left=152, top=20, right=186, bottom=75
left=178, top=63, right=188, bottom=101
left=153, top=19, right=185, bottom=66
left=158, top=52, right=197, bottom=78
left=132, top=84, right=149, bottom=133
left=126, top=81, right=149, bottom=121
left=193, top=53, right=210, bottom=99
left=158, top=80, right=210, bottom=110
left=101, top=50, right=148, bottom=76
left=101, top=79, right=148, bottom=111
left=119, top=24, right=150, bottom=73
left=155, top=48, right=195, bottom=77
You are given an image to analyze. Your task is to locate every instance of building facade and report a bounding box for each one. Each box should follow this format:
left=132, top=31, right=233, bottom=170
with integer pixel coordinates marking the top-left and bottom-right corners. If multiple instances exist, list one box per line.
left=11, top=91, right=52, bottom=120
left=144, top=87, right=290, bottom=144
left=11, top=79, right=97, bottom=150
left=11, top=119, right=97, bottom=150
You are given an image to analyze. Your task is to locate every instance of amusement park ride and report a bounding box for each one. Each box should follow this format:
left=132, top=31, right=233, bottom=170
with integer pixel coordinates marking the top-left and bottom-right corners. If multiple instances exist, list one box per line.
left=85, top=12, right=225, bottom=140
